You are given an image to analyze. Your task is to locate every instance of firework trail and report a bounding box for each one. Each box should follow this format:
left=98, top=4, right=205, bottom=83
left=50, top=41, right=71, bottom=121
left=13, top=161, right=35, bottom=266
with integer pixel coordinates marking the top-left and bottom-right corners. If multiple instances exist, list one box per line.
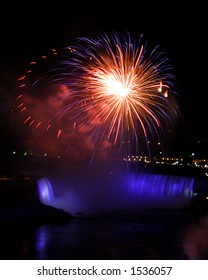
left=16, top=31, right=180, bottom=160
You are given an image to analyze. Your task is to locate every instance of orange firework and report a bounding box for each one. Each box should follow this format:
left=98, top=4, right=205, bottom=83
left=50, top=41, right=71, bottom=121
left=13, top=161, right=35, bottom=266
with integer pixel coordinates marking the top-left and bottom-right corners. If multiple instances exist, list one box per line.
left=16, top=31, right=180, bottom=159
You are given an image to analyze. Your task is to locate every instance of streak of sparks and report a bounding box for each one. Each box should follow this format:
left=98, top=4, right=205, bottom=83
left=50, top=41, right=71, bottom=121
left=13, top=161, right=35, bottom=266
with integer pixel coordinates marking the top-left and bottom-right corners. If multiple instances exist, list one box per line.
left=53, top=31, right=180, bottom=151
left=16, top=31, right=180, bottom=157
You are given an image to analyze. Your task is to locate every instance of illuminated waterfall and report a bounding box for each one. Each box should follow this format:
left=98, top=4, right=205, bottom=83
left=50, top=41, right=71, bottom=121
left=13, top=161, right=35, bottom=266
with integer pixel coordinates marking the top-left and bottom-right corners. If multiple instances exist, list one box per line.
left=126, top=172, right=194, bottom=209
left=129, top=173, right=194, bottom=198
left=37, top=177, right=55, bottom=206
left=37, top=171, right=195, bottom=215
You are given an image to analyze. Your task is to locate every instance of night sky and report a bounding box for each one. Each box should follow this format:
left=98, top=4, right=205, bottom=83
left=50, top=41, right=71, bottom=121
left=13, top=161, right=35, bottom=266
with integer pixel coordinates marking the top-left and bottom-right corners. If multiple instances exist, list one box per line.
left=0, top=3, right=207, bottom=155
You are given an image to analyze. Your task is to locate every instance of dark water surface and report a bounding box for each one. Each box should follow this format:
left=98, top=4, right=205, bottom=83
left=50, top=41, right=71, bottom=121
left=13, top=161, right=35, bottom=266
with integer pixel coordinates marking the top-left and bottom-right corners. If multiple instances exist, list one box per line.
left=1, top=208, right=206, bottom=260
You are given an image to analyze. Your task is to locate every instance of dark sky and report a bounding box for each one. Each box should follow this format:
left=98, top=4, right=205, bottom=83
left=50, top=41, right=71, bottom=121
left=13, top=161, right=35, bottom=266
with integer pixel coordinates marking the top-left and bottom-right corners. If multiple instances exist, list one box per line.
left=0, top=2, right=207, bottom=154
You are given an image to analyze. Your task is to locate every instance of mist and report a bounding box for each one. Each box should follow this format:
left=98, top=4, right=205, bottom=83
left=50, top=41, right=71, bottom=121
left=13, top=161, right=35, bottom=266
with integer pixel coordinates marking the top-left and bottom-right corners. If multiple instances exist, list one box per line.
left=182, top=214, right=208, bottom=259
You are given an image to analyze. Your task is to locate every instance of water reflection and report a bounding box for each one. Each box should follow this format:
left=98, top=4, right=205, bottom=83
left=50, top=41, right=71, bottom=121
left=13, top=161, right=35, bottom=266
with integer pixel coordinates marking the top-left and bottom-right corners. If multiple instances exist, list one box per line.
left=34, top=211, right=193, bottom=260
left=1, top=210, right=207, bottom=260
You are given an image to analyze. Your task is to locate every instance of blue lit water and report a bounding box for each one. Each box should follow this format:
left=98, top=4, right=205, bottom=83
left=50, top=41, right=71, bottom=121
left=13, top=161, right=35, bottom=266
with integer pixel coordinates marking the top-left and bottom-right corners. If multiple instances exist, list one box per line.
left=0, top=209, right=205, bottom=260
left=1, top=160, right=208, bottom=260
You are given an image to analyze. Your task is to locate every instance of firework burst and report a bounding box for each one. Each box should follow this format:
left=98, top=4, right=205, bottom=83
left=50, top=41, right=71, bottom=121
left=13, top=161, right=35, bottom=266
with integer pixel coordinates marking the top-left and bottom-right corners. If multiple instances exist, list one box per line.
left=16, top=31, right=180, bottom=160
